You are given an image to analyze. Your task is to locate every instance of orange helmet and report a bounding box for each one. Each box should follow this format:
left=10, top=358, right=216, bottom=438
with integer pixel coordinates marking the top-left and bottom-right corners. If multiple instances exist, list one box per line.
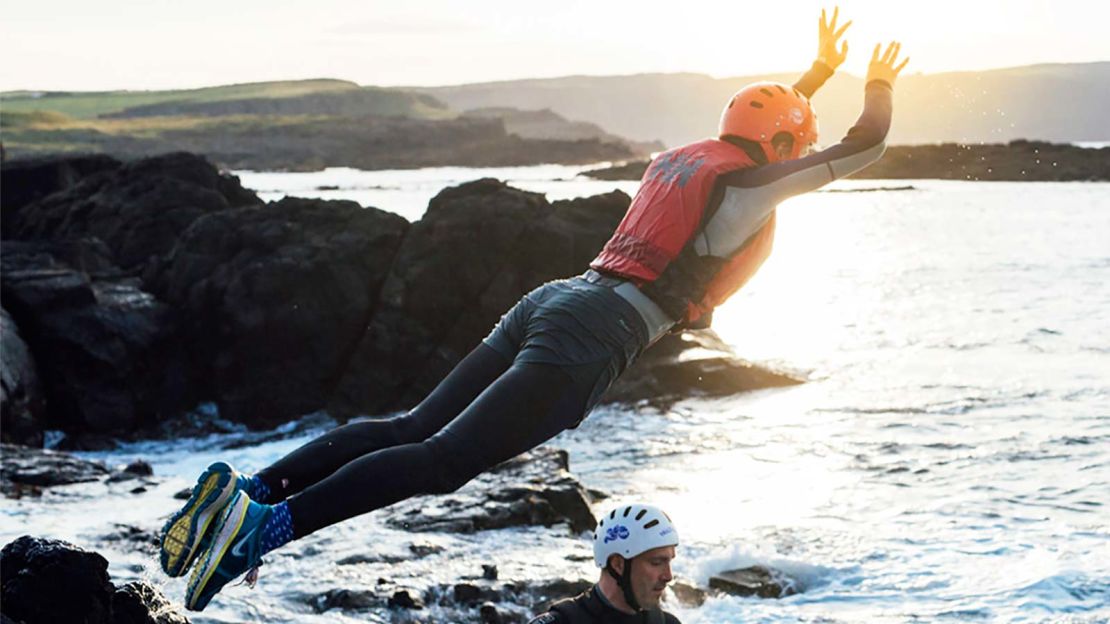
left=718, top=81, right=818, bottom=162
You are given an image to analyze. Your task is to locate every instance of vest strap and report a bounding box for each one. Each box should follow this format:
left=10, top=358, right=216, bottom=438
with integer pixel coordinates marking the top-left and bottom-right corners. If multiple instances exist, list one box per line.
left=583, top=270, right=675, bottom=345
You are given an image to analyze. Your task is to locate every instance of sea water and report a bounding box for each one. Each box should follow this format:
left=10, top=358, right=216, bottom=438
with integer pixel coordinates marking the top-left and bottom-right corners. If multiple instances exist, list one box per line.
left=3, top=164, right=1107, bottom=622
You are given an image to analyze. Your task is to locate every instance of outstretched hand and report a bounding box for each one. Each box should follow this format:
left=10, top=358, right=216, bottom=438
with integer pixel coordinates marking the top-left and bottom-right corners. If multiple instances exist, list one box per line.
left=867, top=41, right=910, bottom=85
left=817, top=6, right=851, bottom=70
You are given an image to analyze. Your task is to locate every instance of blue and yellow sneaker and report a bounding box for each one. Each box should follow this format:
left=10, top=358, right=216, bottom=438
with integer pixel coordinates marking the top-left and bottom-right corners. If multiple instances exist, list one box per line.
left=185, top=490, right=272, bottom=611
left=159, top=461, right=249, bottom=577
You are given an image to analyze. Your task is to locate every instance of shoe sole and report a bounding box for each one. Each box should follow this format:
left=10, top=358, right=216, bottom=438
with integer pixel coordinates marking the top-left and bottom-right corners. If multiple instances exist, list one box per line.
left=186, top=493, right=251, bottom=611
left=160, top=465, right=237, bottom=577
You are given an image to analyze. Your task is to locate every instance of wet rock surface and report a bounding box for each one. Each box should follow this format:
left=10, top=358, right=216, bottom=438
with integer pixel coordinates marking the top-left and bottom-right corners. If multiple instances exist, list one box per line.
left=0, top=306, right=45, bottom=447
left=1, top=443, right=109, bottom=497
left=0, top=153, right=121, bottom=225
left=143, top=196, right=408, bottom=426
left=0, top=241, right=194, bottom=435
left=383, top=447, right=596, bottom=534
left=708, top=565, right=799, bottom=599
left=0, top=535, right=187, bottom=624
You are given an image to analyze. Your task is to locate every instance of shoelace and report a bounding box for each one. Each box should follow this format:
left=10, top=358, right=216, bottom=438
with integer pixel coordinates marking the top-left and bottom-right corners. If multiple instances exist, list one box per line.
left=235, top=560, right=264, bottom=588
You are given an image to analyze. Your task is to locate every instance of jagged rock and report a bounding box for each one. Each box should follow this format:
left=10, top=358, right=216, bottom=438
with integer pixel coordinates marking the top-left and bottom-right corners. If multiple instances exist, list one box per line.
left=309, top=588, right=381, bottom=613
left=0, top=242, right=193, bottom=434
left=384, top=447, right=595, bottom=534
left=331, top=180, right=630, bottom=415
left=0, top=153, right=120, bottom=227
left=480, top=602, right=503, bottom=624
left=112, top=581, right=190, bottom=624
left=0, top=535, right=113, bottom=623
left=1, top=443, right=109, bottom=497
left=8, top=152, right=259, bottom=272
left=0, top=536, right=186, bottom=624
left=0, top=306, right=45, bottom=447
left=483, top=564, right=499, bottom=580
left=708, top=565, right=798, bottom=598
left=143, top=196, right=408, bottom=426
left=607, top=330, right=803, bottom=408
left=668, top=579, right=707, bottom=607
left=389, top=589, right=425, bottom=610
left=408, top=541, right=445, bottom=558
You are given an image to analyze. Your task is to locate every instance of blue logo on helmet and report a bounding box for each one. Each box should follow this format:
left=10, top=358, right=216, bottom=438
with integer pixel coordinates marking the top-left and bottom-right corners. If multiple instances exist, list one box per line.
left=604, top=525, right=630, bottom=544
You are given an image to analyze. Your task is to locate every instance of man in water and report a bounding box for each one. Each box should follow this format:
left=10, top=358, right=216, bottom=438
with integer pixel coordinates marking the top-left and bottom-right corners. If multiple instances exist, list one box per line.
left=163, top=8, right=908, bottom=611
left=528, top=503, right=682, bottom=624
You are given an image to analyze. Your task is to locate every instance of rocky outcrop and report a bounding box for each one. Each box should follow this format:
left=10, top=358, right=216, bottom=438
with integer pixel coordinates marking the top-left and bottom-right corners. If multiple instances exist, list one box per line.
left=0, top=153, right=120, bottom=230
left=0, top=443, right=109, bottom=497
left=708, top=566, right=799, bottom=599
left=1, top=307, right=45, bottom=446
left=1, top=241, right=193, bottom=435
left=143, top=197, right=408, bottom=425
left=0, top=536, right=188, bottom=624
left=607, top=331, right=802, bottom=408
left=383, top=446, right=596, bottom=534
left=7, top=152, right=259, bottom=272
left=582, top=141, right=1110, bottom=182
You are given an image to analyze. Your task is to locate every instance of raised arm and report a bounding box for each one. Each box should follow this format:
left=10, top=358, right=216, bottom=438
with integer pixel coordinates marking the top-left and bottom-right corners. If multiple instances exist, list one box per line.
left=728, top=41, right=909, bottom=203
left=794, top=6, right=852, bottom=98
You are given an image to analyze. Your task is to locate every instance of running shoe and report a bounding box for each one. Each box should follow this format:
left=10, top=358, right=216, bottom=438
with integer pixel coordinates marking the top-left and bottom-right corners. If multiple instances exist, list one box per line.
left=185, top=490, right=271, bottom=611
left=159, top=461, right=248, bottom=577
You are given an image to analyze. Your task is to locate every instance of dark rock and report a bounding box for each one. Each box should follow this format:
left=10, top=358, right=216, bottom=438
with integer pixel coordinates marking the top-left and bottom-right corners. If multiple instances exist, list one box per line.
left=1, top=443, right=109, bottom=497
left=454, top=583, right=483, bottom=604
left=100, top=524, right=159, bottom=553
left=479, top=602, right=503, bottom=624
left=606, top=330, right=803, bottom=408
left=384, top=447, right=595, bottom=534
left=1, top=242, right=193, bottom=434
left=708, top=565, right=797, bottom=598
left=111, top=581, right=190, bottom=624
left=483, top=564, right=499, bottom=580
left=0, top=535, right=113, bottom=623
left=143, top=196, right=408, bottom=427
left=310, top=588, right=381, bottom=613
left=668, top=579, right=706, bottom=607
left=8, top=152, right=259, bottom=272
left=0, top=153, right=121, bottom=228
left=335, top=552, right=407, bottom=565
left=125, top=459, right=153, bottom=476
left=173, top=487, right=192, bottom=500
left=408, top=541, right=445, bottom=558
left=1, top=306, right=45, bottom=446
left=388, top=589, right=424, bottom=610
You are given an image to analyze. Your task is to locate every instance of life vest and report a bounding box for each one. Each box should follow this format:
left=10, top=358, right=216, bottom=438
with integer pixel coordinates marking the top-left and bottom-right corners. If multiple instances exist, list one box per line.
left=590, top=138, right=774, bottom=326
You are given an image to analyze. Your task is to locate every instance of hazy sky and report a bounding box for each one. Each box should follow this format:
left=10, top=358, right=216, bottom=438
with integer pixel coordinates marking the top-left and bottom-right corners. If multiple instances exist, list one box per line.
left=3, top=0, right=1108, bottom=91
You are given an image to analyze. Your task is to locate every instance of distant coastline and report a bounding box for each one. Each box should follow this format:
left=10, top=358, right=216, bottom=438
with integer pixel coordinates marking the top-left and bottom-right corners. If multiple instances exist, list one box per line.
left=583, top=141, right=1110, bottom=182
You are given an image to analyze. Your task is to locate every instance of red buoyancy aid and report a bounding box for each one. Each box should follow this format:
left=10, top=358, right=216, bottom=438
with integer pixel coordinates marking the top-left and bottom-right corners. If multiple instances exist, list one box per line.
left=590, top=138, right=774, bottom=326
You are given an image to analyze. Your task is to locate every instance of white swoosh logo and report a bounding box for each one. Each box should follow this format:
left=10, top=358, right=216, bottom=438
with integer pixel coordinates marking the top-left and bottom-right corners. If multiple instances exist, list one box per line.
left=230, top=526, right=257, bottom=559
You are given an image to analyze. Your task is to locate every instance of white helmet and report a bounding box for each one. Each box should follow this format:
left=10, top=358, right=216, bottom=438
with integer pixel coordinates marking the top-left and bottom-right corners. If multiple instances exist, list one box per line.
left=593, top=503, right=678, bottom=568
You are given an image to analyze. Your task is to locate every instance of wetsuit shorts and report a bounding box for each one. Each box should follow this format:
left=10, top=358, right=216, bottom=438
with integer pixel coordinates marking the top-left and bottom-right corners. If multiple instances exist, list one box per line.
left=482, top=274, right=650, bottom=421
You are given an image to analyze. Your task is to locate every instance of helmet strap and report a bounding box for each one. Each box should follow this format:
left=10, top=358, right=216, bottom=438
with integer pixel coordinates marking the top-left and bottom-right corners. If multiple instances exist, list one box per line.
left=606, top=557, right=642, bottom=612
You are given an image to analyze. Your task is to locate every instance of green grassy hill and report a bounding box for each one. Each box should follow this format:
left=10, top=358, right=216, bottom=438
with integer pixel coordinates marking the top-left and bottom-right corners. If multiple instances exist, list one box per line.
left=0, top=79, right=361, bottom=119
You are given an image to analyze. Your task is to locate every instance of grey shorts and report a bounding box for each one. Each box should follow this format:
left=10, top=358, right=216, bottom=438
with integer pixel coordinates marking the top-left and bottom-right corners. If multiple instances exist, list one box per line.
left=482, top=276, right=650, bottom=418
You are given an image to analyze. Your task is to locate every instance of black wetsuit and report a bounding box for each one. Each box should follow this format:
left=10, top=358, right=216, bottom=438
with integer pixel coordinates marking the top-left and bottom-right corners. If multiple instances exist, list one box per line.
left=260, top=275, right=650, bottom=536
left=528, top=586, right=682, bottom=624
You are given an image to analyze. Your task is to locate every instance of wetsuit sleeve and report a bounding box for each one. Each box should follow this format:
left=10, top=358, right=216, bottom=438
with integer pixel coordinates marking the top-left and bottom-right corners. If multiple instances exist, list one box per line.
left=724, top=79, right=893, bottom=203
left=792, top=61, right=836, bottom=98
